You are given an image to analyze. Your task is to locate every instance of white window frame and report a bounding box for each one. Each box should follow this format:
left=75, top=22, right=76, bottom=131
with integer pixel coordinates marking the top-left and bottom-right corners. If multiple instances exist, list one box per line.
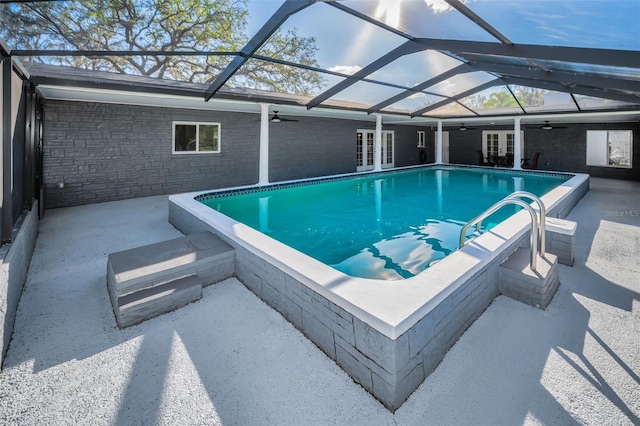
left=417, top=131, right=425, bottom=148
left=172, top=121, right=221, bottom=154
left=586, top=130, right=633, bottom=168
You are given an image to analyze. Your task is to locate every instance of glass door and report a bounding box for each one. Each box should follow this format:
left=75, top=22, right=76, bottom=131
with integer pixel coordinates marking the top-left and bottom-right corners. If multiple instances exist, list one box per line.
left=482, top=131, right=524, bottom=166
left=357, top=130, right=394, bottom=171
left=381, top=131, right=395, bottom=169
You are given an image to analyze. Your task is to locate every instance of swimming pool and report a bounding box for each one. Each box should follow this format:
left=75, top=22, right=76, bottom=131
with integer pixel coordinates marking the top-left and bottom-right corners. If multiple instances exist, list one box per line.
left=169, top=165, right=589, bottom=411
left=198, top=167, right=569, bottom=280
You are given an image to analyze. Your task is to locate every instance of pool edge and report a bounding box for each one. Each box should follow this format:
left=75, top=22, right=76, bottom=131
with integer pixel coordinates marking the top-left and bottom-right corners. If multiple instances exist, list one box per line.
left=168, top=168, right=589, bottom=411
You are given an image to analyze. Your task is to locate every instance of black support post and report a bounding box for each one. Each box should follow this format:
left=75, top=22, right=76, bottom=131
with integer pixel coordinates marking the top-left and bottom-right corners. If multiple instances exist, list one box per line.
left=23, top=84, right=35, bottom=210
left=1, top=56, right=12, bottom=244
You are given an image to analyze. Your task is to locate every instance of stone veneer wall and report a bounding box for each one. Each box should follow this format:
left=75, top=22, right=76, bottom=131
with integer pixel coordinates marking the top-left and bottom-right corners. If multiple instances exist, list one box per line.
left=0, top=201, right=39, bottom=366
left=168, top=174, right=588, bottom=411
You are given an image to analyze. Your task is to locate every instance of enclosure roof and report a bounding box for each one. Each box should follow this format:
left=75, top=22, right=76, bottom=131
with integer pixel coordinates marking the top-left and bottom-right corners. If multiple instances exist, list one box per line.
left=3, top=0, right=640, bottom=120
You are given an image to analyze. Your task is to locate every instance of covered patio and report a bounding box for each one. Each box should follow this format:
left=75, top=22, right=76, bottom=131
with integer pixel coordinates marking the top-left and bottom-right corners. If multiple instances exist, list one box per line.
left=0, top=1, right=639, bottom=423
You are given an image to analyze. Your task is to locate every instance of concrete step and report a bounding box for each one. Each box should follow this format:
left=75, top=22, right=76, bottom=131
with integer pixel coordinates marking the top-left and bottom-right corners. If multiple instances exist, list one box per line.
left=116, top=274, right=203, bottom=328
left=108, top=232, right=234, bottom=297
left=107, top=232, right=234, bottom=328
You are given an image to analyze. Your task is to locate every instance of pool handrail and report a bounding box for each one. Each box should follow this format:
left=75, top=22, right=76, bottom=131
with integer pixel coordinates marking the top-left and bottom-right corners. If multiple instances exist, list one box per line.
left=475, top=191, right=547, bottom=258
left=459, top=198, right=539, bottom=271
left=505, top=191, right=546, bottom=258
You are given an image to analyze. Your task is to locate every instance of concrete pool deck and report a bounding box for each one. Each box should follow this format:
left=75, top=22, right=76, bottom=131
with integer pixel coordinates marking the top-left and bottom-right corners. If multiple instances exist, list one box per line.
left=1, top=177, right=638, bottom=424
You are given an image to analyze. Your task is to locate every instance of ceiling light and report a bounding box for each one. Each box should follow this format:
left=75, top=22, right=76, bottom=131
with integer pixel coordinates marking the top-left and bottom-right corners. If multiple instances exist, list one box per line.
left=270, top=111, right=281, bottom=123
left=459, top=123, right=466, bottom=131
left=542, top=121, right=552, bottom=130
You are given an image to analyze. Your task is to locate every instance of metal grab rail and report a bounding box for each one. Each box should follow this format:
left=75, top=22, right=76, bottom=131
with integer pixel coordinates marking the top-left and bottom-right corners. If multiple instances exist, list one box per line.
left=505, top=191, right=546, bottom=257
left=459, top=199, right=539, bottom=271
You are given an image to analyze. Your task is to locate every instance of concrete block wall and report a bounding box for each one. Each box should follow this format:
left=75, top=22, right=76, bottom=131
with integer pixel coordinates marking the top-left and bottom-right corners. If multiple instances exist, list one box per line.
left=0, top=201, right=39, bottom=366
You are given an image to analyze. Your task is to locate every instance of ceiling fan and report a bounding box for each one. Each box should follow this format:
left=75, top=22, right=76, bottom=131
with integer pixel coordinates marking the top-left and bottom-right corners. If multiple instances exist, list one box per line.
left=270, top=111, right=298, bottom=123
left=449, top=123, right=477, bottom=131
left=533, top=120, right=567, bottom=130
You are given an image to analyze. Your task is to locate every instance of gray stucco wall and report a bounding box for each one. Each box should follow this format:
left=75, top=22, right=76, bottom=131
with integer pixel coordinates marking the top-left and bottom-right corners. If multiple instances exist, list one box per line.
left=42, top=101, right=424, bottom=208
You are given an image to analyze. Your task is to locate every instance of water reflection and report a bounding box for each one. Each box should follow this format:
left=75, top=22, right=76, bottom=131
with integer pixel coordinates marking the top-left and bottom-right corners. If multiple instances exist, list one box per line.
left=331, top=219, right=459, bottom=279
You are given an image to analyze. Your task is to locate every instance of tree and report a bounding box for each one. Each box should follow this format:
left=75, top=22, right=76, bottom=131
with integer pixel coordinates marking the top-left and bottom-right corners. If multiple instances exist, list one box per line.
left=481, top=90, right=519, bottom=108
left=513, top=86, right=546, bottom=107
left=1, top=0, right=323, bottom=95
left=463, top=90, right=516, bottom=110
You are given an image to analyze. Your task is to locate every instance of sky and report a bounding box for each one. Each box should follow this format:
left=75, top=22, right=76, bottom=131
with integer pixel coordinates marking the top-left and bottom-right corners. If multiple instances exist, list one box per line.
left=4, top=0, right=637, bottom=114
left=246, top=0, right=640, bottom=70
left=241, top=0, right=640, bottom=110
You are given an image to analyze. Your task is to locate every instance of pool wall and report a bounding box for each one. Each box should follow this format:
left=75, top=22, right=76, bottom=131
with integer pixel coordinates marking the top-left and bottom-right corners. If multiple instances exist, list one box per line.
left=168, top=167, right=589, bottom=411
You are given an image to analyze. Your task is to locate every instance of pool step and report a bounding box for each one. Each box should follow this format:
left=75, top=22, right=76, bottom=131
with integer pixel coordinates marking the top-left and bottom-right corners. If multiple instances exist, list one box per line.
left=107, top=232, right=234, bottom=328
left=499, top=246, right=559, bottom=310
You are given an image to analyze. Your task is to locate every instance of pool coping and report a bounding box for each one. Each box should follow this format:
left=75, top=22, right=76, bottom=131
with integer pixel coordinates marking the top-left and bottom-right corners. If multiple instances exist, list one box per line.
left=168, top=165, right=589, bottom=340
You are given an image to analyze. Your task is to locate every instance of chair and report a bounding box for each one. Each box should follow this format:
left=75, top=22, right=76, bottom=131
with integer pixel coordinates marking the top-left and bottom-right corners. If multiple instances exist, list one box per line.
left=505, top=153, right=514, bottom=168
left=523, top=152, right=541, bottom=169
left=476, top=150, right=489, bottom=166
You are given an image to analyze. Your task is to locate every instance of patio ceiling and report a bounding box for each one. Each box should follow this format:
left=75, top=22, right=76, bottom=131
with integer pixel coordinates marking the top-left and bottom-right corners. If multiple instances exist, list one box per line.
left=3, top=0, right=640, bottom=120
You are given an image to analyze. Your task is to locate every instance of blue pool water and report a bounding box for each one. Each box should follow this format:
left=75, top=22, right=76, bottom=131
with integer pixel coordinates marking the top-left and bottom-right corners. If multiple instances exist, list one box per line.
left=199, top=167, right=569, bottom=280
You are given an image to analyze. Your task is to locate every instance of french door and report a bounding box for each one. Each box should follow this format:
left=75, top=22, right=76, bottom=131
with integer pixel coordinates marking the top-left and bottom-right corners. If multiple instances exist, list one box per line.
left=481, top=131, right=524, bottom=159
left=356, top=130, right=394, bottom=171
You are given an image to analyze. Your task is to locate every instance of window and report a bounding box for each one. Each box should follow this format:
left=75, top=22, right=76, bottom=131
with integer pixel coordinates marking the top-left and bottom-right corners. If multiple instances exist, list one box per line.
left=586, top=130, right=632, bottom=168
left=173, top=122, right=220, bottom=153
left=417, top=131, right=425, bottom=148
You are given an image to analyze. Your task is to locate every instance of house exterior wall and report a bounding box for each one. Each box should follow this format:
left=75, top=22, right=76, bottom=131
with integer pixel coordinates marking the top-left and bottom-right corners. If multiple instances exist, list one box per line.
left=42, top=99, right=639, bottom=210
left=445, top=122, right=640, bottom=180
left=42, top=100, right=424, bottom=208
left=43, top=101, right=260, bottom=208
left=388, top=125, right=434, bottom=167
left=267, top=116, right=359, bottom=183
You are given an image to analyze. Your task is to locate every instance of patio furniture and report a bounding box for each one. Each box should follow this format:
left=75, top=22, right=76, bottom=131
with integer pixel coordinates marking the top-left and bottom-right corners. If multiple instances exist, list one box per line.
left=477, top=150, right=490, bottom=166
left=523, top=152, right=541, bottom=169
left=506, top=153, right=514, bottom=167
left=491, top=155, right=509, bottom=167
